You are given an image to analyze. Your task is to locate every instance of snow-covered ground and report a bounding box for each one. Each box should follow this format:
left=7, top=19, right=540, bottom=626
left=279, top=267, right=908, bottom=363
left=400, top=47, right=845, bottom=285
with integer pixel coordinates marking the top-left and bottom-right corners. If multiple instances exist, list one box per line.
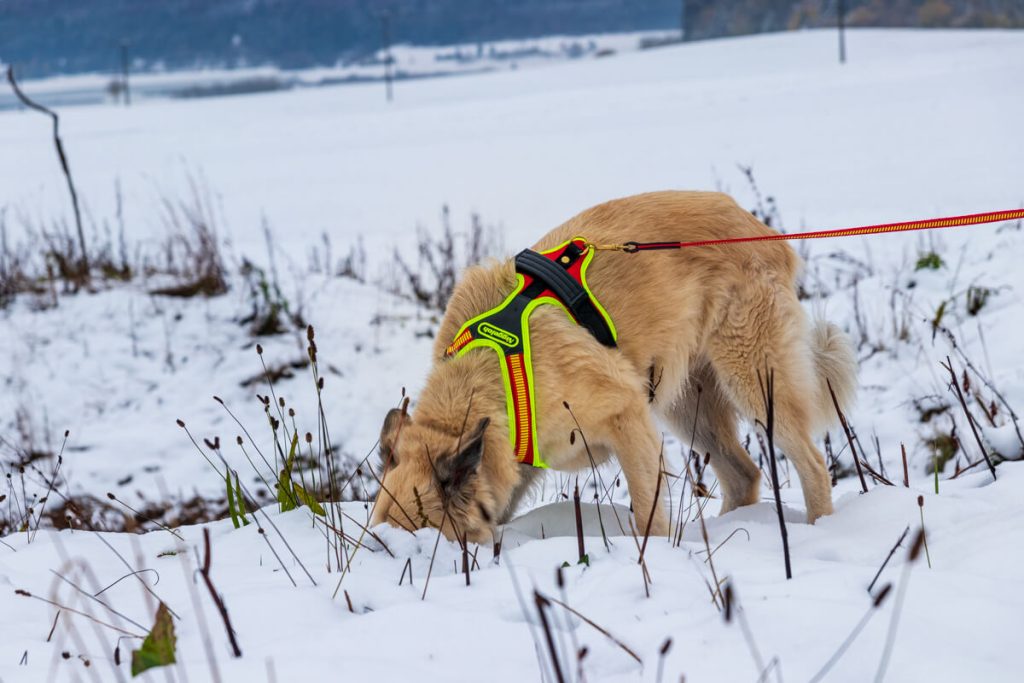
left=1, top=28, right=1023, bottom=682
left=0, top=30, right=678, bottom=111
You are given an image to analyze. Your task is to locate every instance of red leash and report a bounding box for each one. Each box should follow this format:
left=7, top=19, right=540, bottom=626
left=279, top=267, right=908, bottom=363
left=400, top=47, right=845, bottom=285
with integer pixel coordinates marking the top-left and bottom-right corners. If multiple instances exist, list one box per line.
left=588, top=208, right=1024, bottom=253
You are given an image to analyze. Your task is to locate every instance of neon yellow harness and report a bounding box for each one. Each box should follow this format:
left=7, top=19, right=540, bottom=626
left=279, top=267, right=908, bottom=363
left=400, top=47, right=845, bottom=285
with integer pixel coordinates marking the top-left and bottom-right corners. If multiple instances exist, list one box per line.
left=444, top=237, right=617, bottom=467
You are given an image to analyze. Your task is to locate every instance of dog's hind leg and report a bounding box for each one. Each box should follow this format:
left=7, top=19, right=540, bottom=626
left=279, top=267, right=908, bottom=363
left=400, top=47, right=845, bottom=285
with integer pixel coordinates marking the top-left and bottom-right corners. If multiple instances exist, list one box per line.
left=706, top=281, right=835, bottom=523
left=660, top=362, right=761, bottom=516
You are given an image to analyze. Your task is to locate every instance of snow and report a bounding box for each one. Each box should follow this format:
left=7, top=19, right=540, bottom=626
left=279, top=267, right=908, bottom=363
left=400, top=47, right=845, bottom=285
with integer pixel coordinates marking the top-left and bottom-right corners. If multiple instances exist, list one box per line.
left=2, top=27, right=1024, bottom=681
left=0, top=31, right=678, bottom=111
left=1, top=468, right=1022, bottom=681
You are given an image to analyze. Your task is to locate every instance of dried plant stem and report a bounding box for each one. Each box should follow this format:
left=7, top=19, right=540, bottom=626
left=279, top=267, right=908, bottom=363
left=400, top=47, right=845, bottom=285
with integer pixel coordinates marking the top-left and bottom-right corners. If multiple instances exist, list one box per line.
left=868, top=526, right=910, bottom=593
left=91, top=532, right=179, bottom=619
left=14, top=590, right=142, bottom=638
left=174, top=535, right=224, bottom=683
left=942, top=356, right=997, bottom=481
left=47, top=570, right=148, bottom=633
left=638, top=450, right=665, bottom=567
left=900, top=444, right=909, bottom=487
left=573, top=481, right=586, bottom=565
left=917, top=499, right=932, bottom=569
left=6, top=66, right=88, bottom=280
left=544, top=593, right=642, bottom=664
left=809, top=584, right=893, bottom=683
left=200, top=528, right=242, bottom=657
left=30, top=431, right=68, bottom=541
left=828, top=379, right=869, bottom=493
left=873, top=530, right=925, bottom=682
left=563, top=402, right=611, bottom=550
left=760, top=368, right=792, bottom=580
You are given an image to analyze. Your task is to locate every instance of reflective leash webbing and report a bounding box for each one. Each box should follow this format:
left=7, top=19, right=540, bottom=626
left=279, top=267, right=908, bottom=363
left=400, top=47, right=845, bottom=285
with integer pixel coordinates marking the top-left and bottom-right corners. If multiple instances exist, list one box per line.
left=587, top=209, right=1024, bottom=253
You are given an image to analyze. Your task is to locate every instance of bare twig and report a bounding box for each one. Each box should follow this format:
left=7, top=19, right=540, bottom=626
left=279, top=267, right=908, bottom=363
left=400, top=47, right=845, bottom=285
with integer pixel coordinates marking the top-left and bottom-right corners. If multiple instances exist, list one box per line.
left=544, top=593, right=642, bottom=665
left=6, top=66, right=88, bottom=280
left=941, top=356, right=997, bottom=481
left=759, top=368, right=792, bottom=580
left=828, top=379, right=869, bottom=493
left=534, top=592, right=567, bottom=683
left=867, top=526, right=909, bottom=593
left=14, top=589, right=143, bottom=638
left=573, top=481, right=586, bottom=565
left=200, top=528, right=242, bottom=657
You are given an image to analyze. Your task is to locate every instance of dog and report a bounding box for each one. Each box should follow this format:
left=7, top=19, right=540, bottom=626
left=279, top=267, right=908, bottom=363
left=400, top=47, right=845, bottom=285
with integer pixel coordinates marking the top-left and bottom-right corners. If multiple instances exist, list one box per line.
left=370, top=191, right=857, bottom=543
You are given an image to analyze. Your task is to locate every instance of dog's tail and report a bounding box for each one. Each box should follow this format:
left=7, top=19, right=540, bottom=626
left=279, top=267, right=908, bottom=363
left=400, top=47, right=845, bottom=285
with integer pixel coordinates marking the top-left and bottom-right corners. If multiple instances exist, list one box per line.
left=809, top=319, right=858, bottom=433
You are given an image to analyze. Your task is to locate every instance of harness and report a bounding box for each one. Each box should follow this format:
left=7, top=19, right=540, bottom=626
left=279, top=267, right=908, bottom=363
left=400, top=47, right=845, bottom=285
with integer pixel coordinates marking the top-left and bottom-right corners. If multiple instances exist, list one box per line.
left=444, top=237, right=617, bottom=468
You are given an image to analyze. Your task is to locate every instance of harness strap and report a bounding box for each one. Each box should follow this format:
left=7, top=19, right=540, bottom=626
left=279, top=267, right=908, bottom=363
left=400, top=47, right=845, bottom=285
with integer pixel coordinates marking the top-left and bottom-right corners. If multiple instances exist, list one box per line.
left=444, top=237, right=617, bottom=468
left=515, top=247, right=617, bottom=349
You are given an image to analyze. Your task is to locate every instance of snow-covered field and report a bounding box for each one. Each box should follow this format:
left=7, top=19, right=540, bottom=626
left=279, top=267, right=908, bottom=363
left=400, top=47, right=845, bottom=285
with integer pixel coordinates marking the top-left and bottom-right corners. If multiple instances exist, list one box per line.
left=2, top=28, right=1023, bottom=682
left=0, top=30, right=678, bottom=111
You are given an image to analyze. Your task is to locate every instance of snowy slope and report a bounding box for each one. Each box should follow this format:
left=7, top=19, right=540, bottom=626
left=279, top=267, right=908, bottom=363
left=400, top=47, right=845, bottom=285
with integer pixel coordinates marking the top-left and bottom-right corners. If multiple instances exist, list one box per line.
left=1, top=28, right=1023, bottom=682
left=2, top=29, right=1021, bottom=258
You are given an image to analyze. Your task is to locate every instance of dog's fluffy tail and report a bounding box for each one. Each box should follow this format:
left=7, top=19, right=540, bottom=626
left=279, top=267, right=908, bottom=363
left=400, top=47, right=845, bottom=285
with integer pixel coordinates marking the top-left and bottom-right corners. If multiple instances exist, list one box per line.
left=809, top=319, right=858, bottom=433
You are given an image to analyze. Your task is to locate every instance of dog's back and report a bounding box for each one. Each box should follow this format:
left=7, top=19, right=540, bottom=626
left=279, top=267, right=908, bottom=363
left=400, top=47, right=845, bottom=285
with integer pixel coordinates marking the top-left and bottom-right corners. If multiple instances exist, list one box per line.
left=415, top=191, right=855, bottom=536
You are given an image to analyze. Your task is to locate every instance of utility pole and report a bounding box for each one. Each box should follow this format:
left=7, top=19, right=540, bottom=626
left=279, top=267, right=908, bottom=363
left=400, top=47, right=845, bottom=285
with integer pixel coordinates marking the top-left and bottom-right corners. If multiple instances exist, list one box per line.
left=379, top=12, right=393, bottom=102
left=120, top=41, right=131, bottom=105
left=837, top=0, right=846, bottom=64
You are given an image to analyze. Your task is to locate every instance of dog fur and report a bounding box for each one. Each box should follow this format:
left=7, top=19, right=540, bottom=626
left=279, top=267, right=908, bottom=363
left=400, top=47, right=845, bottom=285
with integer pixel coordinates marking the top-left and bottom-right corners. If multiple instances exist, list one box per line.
left=370, top=191, right=857, bottom=543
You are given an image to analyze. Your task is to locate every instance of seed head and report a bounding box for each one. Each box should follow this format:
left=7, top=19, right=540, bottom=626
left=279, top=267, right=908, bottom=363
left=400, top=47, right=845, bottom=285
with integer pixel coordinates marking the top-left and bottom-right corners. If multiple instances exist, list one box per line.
left=723, top=583, right=733, bottom=623
left=873, top=583, right=893, bottom=607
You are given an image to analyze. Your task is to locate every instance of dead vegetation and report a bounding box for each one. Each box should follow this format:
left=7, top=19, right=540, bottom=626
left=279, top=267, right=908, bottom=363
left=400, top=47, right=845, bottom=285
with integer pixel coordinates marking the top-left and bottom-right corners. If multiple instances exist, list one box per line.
left=387, top=205, right=503, bottom=311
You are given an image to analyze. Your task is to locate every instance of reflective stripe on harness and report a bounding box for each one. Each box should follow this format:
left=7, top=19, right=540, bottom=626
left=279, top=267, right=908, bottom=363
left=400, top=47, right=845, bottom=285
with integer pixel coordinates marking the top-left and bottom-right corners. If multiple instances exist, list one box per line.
left=444, top=237, right=617, bottom=468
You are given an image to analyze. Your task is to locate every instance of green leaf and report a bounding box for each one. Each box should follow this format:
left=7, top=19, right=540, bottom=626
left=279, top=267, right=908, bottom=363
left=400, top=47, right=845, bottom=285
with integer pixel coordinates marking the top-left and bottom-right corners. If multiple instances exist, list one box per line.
left=292, top=481, right=325, bottom=516
left=278, top=432, right=301, bottom=512
left=226, top=471, right=240, bottom=529
left=131, top=602, right=176, bottom=677
left=235, top=472, right=250, bottom=526
left=278, top=469, right=297, bottom=512
left=285, top=431, right=298, bottom=474
left=930, top=300, right=947, bottom=340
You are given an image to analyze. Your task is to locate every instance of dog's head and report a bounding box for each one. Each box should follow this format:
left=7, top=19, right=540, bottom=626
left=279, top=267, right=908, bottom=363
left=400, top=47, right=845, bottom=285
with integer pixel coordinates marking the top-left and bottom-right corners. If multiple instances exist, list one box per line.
left=369, top=407, right=498, bottom=544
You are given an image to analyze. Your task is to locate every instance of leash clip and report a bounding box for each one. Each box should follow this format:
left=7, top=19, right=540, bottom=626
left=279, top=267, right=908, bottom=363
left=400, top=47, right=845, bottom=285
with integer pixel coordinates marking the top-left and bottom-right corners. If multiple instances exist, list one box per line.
left=585, top=240, right=640, bottom=254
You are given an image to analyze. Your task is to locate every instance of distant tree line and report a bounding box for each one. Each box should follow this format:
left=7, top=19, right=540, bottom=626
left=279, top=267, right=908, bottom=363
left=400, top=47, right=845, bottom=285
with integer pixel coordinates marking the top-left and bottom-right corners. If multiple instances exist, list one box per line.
left=685, top=0, right=1023, bottom=40
left=2, top=0, right=1020, bottom=77
left=0, top=0, right=682, bottom=77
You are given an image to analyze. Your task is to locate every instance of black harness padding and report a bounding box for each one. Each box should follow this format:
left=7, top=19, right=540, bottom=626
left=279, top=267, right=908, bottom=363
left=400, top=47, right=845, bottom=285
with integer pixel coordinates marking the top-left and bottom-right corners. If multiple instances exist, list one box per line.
left=514, top=247, right=617, bottom=349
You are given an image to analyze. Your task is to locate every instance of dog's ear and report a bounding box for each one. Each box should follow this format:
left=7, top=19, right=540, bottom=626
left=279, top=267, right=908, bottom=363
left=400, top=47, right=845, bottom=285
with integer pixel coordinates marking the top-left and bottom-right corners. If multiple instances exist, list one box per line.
left=438, top=417, right=490, bottom=495
left=379, top=404, right=410, bottom=467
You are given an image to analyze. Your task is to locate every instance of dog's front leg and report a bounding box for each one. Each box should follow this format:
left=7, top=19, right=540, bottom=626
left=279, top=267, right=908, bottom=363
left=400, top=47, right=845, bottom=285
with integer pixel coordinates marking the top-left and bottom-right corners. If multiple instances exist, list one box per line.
left=604, top=400, right=670, bottom=537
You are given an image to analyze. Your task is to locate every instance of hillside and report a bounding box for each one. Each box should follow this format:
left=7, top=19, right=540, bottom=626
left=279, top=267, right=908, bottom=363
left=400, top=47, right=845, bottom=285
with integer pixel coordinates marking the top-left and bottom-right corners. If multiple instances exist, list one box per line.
left=3, top=1, right=1023, bottom=77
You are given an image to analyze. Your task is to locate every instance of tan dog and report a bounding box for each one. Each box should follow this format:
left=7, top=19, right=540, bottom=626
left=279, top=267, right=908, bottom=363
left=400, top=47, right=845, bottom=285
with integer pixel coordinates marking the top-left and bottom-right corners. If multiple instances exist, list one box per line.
left=371, top=191, right=857, bottom=543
